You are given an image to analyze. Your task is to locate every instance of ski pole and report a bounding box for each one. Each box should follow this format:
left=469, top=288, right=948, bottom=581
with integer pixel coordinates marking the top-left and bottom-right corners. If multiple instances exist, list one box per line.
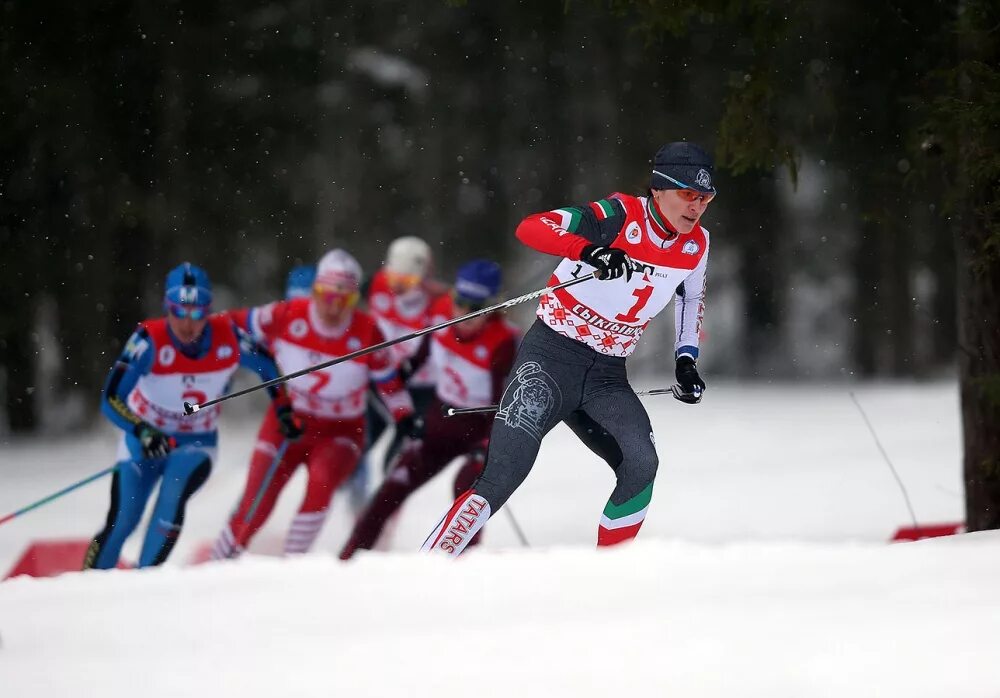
left=245, top=440, right=290, bottom=524
left=0, top=465, right=119, bottom=527
left=184, top=271, right=600, bottom=415
left=444, top=386, right=679, bottom=417
left=504, top=506, right=530, bottom=548
left=849, top=391, right=920, bottom=530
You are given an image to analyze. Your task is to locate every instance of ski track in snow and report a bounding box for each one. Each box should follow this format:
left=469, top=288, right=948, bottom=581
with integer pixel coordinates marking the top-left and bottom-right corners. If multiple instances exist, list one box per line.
left=2, top=381, right=990, bottom=697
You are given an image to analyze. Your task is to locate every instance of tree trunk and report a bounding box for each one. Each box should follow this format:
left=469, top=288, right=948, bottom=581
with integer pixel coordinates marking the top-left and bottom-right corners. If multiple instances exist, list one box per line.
left=957, top=0, right=1000, bottom=530
left=957, top=215, right=1000, bottom=530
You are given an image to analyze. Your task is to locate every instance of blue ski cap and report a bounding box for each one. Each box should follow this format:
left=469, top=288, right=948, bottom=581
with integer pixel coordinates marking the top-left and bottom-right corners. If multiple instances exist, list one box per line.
left=454, top=259, right=502, bottom=304
left=650, top=141, right=716, bottom=194
left=285, top=264, right=317, bottom=299
left=164, top=262, right=213, bottom=307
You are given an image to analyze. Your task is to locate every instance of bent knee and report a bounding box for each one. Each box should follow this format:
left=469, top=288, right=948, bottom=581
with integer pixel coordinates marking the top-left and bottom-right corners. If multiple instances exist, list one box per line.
left=621, top=445, right=658, bottom=487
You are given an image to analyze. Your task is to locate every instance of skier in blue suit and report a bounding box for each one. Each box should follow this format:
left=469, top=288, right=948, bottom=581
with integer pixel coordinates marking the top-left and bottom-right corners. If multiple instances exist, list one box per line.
left=84, top=263, right=299, bottom=569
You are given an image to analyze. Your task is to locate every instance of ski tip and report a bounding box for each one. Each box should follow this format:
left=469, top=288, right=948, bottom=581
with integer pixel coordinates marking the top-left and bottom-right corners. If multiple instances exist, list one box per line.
left=183, top=401, right=200, bottom=415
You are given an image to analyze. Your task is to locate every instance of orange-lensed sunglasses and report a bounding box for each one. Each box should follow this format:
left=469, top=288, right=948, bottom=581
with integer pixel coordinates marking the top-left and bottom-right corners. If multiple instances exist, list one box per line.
left=653, top=170, right=717, bottom=203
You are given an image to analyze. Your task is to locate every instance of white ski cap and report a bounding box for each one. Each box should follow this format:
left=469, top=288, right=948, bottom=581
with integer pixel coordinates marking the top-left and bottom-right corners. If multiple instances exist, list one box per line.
left=315, top=249, right=362, bottom=291
left=385, top=236, right=432, bottom=278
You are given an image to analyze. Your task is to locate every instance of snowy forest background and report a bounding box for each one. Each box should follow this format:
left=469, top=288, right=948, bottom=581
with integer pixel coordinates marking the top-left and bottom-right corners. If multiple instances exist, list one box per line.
left=1, top=3, right=997, bottom=523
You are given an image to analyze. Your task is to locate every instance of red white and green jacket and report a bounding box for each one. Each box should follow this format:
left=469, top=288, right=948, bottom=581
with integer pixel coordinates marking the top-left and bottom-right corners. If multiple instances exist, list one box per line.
left=515, top=192, right=709, bottom=359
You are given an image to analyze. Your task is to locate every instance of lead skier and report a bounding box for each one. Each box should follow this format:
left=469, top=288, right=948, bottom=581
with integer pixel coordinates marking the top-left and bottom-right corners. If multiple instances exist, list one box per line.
left=421, top=142, right=715, bottom=555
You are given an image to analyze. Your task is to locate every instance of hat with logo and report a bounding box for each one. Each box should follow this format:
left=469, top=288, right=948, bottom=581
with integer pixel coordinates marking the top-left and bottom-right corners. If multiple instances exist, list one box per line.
left=650, top=142, right=716, bottom=194
left=164, top=262, right=212, bottom=307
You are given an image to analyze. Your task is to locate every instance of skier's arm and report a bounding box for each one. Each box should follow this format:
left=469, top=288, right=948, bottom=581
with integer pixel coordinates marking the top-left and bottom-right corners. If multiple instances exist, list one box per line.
left=234, top=322, right=287, bottom=400
left=226, top=307, right=252, bottom=333
left=674, top=248, right=709, bottom=361
left=367, top=326, right=415, bottom=420
left=243, top=301, right=285, bottom=346
left=515, top=198, right=627, bottom=260
left=101, top=327, right=155, bottom=432
left=401, top=335, right=431, bottom=383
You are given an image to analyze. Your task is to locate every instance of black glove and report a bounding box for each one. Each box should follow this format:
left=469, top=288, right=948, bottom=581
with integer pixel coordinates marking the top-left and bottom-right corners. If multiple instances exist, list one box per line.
left=672, top=356, right=706, bottom=405
left=395, top=413, right=426, bottom=441
left=275, top=401, right=306, bottom=441
left=134, top=423, right=174, bottom=459
left=580, top=245, right=634, bottom=281
left=398, top=358, right=415, bottom=383
left=382, top=414, right=426, bottom=473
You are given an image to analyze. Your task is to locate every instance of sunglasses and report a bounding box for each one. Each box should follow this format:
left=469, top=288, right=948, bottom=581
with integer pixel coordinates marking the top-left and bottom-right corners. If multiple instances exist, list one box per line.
left=313, top=283, right=359, bottom=306
left=652, top=170, right=717, bottom=203
left=167, top=303, right=209, bottom=321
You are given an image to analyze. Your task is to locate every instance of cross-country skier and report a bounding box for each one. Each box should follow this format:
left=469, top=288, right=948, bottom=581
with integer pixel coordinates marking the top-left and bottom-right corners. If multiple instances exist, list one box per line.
left=361, top=236, right=446, bottom=471
left=421, top=142, right=715, bottom=556
left=339, top=260, right=518, bottom=559
left=267, top=263, right=372, bottom=514
left=210, top=249, right=418, bottom=559
left=348, top=236, right=446, bottom=546
left=83, top=263, right=290, bottom=569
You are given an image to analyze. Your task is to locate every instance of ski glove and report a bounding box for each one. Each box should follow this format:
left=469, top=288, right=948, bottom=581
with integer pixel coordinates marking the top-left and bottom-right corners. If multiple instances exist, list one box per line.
left=134, top=423, right=175, bottom=459
left=396, top=413, right=426, bottom=442
left=275, top=401, right=306, bottom=441
left=580, top=245, right=635, bottom=282
left=672, top=356, right=706, bottom=405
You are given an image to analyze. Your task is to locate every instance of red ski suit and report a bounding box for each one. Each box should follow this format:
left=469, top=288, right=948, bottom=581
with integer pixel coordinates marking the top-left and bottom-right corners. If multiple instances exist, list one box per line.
left=219, top=299, right=413, bottom=556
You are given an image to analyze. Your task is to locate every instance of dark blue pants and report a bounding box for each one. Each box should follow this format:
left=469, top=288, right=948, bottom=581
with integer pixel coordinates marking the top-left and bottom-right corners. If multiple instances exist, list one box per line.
left=84, top=432, right=214, bottom=569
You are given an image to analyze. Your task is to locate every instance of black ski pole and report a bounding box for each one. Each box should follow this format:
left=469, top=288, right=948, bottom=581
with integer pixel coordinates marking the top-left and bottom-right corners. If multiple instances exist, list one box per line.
left=184, top=271, right=599, bottom=415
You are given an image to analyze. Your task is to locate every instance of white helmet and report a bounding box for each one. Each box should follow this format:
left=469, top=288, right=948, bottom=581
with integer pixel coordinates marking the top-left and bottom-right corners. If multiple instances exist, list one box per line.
left=385, top=236, right=432, bottom=278
left=315, top=249, right=362, bottom=291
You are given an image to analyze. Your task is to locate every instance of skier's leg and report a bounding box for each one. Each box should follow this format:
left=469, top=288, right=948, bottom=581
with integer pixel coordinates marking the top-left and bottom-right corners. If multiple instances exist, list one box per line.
left=340, top=443, right=450, bottom=558
left=83, top=439, right=160, bottom=569
left=285, top=433, right=361, bottom=554
left=422, top=322, right=585, bottom=556
left=137, top=445, right=213, bottom=567
left=563, top=410, right=624, bottom=469
left=213, top=423, right=301, bottom=558
left=579, top=367, right=659, bottom=547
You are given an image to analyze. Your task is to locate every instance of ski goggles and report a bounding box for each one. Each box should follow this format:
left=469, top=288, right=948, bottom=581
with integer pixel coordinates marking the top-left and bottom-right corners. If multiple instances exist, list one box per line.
left=312, top=283, right=359, bottom=307
left=652, top=170, right=717, bottom=203
left=384, top=270, right=422, bottom=291
left=167, top=302, right=210, bottom=321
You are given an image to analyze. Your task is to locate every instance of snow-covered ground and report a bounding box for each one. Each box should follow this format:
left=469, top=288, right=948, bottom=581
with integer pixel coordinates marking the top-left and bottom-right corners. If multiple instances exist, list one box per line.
left=2, top=380, right=989, bottom=697
left=3, top=535, right=1000, bottom=698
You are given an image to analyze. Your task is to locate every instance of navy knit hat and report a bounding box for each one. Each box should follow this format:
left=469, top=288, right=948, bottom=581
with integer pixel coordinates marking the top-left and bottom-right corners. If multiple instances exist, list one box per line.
left=650, top=142, right=716, bottom=194
left=454, top=259, right=502, bottom=304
